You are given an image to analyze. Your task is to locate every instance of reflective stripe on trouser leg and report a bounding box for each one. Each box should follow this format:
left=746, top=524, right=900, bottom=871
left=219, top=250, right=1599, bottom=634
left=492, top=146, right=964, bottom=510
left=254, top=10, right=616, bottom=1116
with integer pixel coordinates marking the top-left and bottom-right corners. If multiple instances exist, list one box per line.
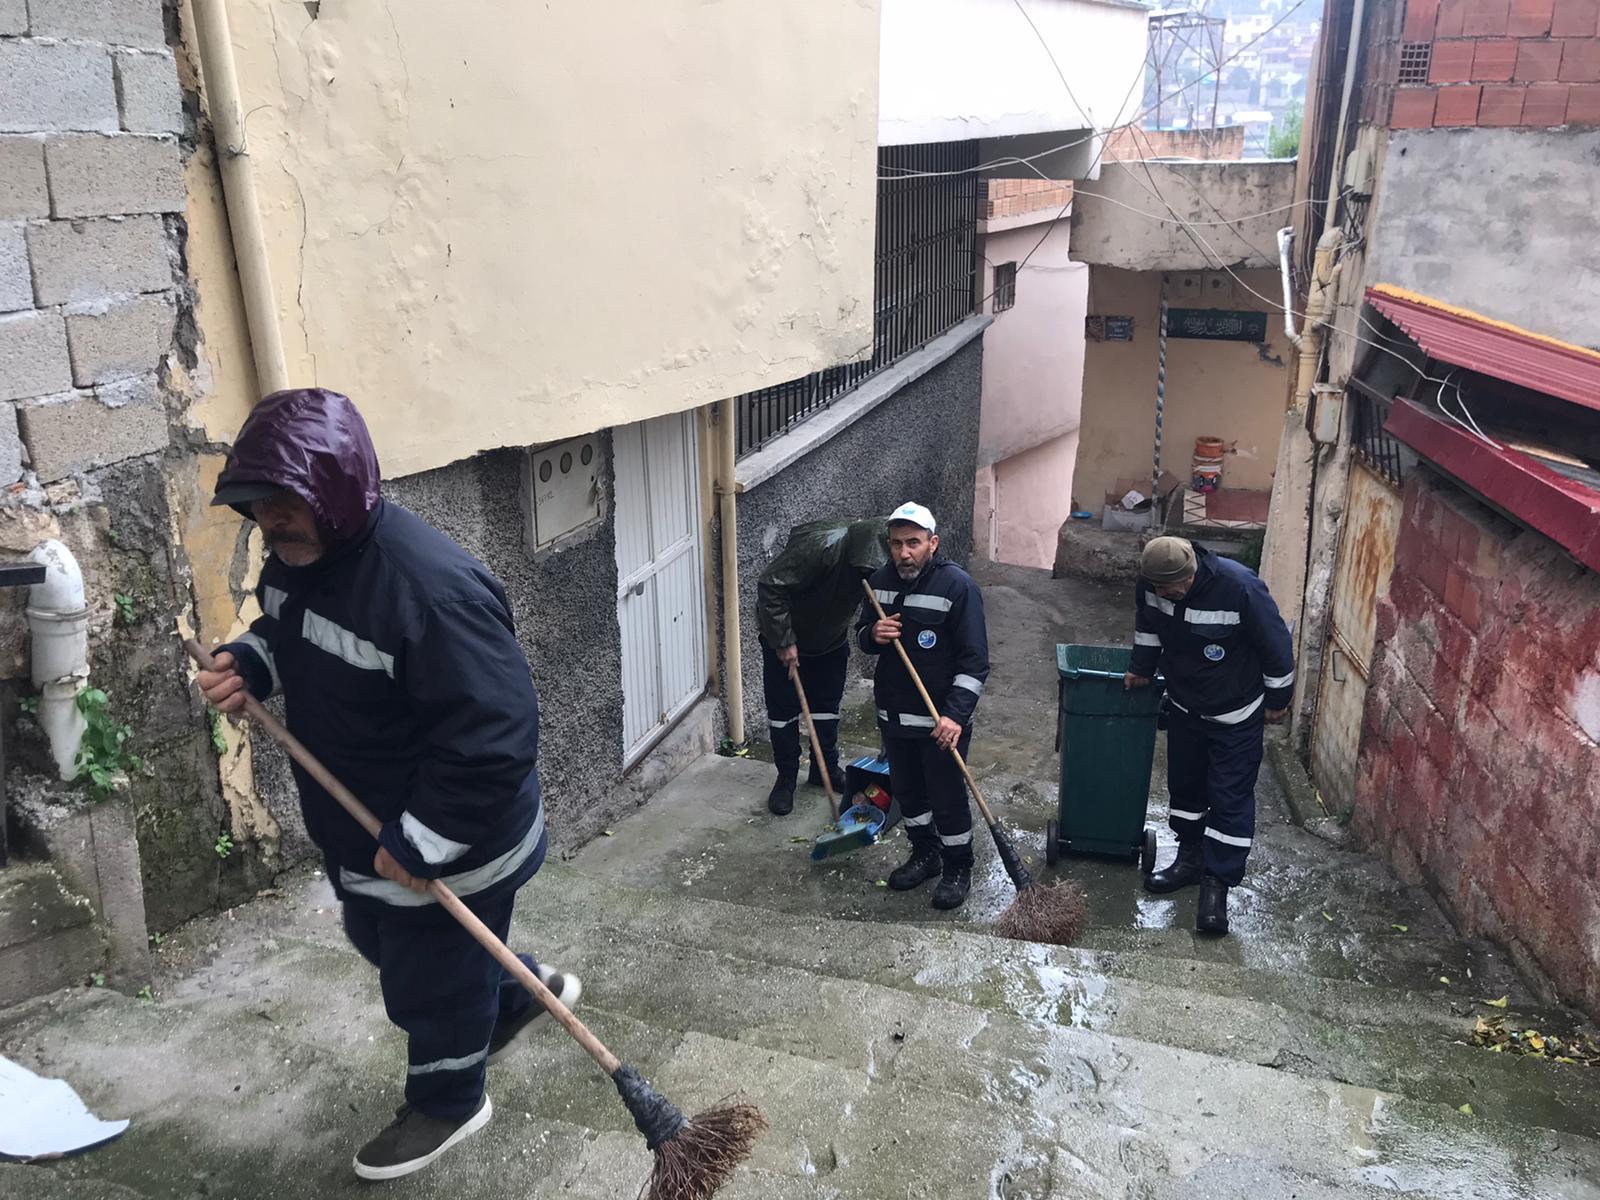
left=797, top=642, right=850, bottom=762
left=1198, top=716, right=1265, bottom=886
left=1164, top=712, right=1210, bottom=845
left=364, top=887, right=526, bottom=1120
left=922, top=728, right=974, bottom=868
left=759, top=638, right=803, bottom=772
left=882, top=736, right=938, bottom=854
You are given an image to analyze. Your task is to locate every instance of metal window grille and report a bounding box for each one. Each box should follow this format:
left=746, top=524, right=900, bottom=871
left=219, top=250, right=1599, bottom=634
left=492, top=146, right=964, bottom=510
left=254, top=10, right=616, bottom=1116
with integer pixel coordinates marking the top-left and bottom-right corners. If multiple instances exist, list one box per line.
left=735, top=141, right=979, bottom=457
left=1349, top=378, right=1408, bottom=486
left=1397, top=42, right=1432, bottom=86
left=993, top=262, right=1017, bottom=313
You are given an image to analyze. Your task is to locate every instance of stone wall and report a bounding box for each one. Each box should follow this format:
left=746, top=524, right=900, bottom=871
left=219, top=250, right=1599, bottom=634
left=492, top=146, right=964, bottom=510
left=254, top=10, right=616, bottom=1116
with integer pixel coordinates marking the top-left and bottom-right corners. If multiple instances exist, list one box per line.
left=0, top=0, right=241, bottom=936
left=1356, top=469, right=1600, bottom=1016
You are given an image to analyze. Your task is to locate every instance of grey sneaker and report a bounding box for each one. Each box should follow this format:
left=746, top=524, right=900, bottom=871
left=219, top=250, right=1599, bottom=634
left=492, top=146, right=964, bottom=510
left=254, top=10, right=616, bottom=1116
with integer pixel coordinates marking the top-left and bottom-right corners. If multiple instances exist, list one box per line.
left=353, top=1094, right=492, bottom=1181
left=487, top=966, right=582, bottom=1065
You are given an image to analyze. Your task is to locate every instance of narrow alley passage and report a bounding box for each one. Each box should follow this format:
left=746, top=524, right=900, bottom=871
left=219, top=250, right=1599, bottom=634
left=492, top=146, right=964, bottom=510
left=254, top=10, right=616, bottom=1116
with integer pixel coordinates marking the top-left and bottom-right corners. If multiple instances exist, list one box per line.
left=4, top=563, right=1598, bottom=1199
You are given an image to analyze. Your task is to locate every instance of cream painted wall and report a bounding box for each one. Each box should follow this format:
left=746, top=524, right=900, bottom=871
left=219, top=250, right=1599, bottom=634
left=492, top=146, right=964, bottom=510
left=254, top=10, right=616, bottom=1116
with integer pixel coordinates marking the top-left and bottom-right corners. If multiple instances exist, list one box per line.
left=977, top=221, right=1087, bottom=466
left=1074, top=267, right=1291, bottom=512
left=972, top=217, right=1088, bottom=568
left=994, top=429, right=1080, bottom=569
left=199, top=1, right=881, bottom=477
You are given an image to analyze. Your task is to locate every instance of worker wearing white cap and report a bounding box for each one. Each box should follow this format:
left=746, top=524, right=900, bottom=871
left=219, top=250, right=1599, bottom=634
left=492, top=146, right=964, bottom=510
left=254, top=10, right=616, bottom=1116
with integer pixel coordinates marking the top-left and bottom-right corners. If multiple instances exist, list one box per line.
left=855, top=502, right=990, bottom=909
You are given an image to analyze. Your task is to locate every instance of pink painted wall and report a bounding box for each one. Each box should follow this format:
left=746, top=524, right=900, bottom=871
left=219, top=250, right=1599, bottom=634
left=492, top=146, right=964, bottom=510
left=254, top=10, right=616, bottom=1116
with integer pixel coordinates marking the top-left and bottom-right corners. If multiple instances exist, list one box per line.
left=973, top=218, right=1088, bottom=568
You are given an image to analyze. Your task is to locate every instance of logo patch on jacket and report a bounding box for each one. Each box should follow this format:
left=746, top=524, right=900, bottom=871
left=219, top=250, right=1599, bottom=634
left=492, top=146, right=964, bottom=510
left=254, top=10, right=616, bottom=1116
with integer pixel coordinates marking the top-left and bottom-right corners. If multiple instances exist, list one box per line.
left=917, top=629, right=937, bottom=649
left=1203, top=643, right=1226, bottom=661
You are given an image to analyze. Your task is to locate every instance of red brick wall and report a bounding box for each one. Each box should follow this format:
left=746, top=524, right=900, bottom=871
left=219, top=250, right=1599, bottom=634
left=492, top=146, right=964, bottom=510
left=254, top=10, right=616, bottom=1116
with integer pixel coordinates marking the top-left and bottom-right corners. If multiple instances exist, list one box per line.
left=1357, top=471, right=1600, bottom=1015
left=1378, top=0, right=1600, bottom=127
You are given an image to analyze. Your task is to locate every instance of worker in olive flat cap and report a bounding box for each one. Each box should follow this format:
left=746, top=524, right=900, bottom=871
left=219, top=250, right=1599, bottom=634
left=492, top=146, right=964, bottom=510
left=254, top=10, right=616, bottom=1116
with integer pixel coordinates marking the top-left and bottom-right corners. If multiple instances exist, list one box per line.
left=1125, top=536, right=1295, bottom=936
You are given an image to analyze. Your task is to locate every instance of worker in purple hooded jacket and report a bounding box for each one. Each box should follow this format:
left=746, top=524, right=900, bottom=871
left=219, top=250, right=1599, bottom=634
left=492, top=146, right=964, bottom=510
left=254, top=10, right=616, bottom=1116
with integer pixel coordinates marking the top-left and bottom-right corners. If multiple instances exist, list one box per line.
left=196, top=388, right=580, bottom=1181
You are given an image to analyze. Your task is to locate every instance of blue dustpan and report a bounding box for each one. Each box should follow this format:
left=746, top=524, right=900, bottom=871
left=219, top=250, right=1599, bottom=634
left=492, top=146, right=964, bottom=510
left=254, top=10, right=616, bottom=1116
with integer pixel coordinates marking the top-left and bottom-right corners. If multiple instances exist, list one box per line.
left=809, top=803, right=889, bottom=861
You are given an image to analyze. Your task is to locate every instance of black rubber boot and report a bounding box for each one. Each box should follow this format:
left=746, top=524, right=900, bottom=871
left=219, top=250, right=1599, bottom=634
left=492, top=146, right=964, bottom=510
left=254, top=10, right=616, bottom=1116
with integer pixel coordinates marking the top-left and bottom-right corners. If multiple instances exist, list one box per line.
left=1144, top=841, right=1205, bottom=894
left=1196, top=874, right=1230, bottom=936
left=930, top=865, right=972, bottom=910
left=888, top=847, right=943, bottom=891
left=767, top=771, right=797, bottom=816
left=806, top=758, right=848, bottom=794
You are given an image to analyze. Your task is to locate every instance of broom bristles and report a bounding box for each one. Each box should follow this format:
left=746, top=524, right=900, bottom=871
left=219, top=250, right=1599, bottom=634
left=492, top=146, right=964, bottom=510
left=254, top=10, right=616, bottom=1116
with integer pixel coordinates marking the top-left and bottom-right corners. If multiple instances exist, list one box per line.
left=644, top=1103, right=769, bottom=1200
left=993, top=880, right=1088, bottom=946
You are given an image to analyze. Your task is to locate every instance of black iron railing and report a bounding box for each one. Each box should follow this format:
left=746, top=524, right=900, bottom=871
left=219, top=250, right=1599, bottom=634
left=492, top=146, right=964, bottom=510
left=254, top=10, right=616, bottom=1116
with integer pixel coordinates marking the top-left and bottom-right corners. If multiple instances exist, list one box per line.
left=735, top=141, right=979, bottom=457
left=1349, top=377, right=1408, bottom=486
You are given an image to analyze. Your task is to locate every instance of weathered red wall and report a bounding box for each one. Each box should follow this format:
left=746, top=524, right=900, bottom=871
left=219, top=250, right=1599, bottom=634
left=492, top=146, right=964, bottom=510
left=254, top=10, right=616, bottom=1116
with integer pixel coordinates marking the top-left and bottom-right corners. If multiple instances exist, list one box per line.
left=1357, top=470, right=1600, bottom=1015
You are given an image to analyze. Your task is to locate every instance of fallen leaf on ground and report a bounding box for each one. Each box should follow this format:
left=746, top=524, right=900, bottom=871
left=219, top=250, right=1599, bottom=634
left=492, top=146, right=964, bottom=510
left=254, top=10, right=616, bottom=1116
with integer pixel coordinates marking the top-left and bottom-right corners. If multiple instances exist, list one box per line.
left=875, top=880, right=888, bottom=887
left=1484, top=996, right=1508, bottom=1008
left=1440, top=976, right=1451, bottom=985
left=1392, top=924, right=1409, bottom=932
left=1322, top=911, right=1334, bottom=922
left=1458, top=1104, right=1474, bottom=1116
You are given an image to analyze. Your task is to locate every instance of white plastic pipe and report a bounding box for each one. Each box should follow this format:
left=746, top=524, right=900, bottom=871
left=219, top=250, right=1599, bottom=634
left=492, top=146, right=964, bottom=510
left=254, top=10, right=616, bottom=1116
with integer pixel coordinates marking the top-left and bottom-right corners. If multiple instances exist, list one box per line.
left=27, top=539, right=89, bottom=780
left=1278, top=227, right=1301, bottom=348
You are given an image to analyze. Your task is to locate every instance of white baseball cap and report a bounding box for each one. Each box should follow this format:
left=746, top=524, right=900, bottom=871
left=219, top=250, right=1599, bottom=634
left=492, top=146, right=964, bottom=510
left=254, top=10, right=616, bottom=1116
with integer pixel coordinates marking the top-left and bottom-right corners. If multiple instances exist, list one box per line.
left=887, top=501, right=937, bottom=534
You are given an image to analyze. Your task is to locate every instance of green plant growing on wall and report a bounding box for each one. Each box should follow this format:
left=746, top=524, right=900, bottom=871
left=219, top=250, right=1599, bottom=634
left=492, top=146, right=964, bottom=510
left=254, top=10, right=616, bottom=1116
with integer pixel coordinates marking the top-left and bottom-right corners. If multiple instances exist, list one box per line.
left=113, top=593, right=136, bottom=625
left=19, top=696, right=37, bottom=716
left=1268, top=101, right=1303, bottom=159
left=75, top=688, right=143, bottom=801
left=209, top=710, right=229, bottom=756
left=214, top=832, right=234, bottom=859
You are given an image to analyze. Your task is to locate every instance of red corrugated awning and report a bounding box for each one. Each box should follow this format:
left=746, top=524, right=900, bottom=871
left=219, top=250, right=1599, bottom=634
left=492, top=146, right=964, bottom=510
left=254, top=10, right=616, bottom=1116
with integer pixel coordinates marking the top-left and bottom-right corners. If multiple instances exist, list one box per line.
left=1385, top=397, right=1600, bottom=572
left=1366, top=285, right=1600, bottom=413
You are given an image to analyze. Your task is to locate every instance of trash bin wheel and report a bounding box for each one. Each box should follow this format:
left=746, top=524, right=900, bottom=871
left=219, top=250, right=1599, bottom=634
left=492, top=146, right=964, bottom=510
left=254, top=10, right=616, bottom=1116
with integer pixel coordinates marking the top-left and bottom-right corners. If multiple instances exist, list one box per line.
left=1139, top=827, right=1157, bottom=874
left=1045, top=818, right=1060, bottom=867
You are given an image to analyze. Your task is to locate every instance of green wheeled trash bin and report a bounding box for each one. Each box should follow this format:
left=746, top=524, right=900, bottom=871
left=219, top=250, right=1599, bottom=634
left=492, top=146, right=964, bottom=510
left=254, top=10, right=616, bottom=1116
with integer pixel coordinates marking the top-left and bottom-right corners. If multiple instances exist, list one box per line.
left=1050, top=644, right=1165, bottom=873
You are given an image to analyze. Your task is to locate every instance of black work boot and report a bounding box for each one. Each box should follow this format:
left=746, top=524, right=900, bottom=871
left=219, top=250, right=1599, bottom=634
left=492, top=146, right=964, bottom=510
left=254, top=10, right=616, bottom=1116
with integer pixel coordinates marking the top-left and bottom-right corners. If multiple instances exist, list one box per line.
left=888, top=846, right=943, bottom=891
left=767, top=771, right=797, bottom=816
left=1196, top=874, right=1230, bottom=936
left=1144, top=841, right=1205, bottom=894
left=806, top=757, right=848, bottom=794
left=353, top=1095, right=493, bottom=1180
left=931, top=864, right=972, bottom=910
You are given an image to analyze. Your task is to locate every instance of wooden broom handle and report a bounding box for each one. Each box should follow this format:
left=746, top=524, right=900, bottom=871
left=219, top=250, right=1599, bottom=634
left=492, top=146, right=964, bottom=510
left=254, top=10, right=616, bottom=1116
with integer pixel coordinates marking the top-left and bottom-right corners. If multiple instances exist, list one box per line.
left=860, top=581, right=997, bottom=826
left=788, top=663, right=839, bottom=822
left=183, top=639, right=623, bottom=1076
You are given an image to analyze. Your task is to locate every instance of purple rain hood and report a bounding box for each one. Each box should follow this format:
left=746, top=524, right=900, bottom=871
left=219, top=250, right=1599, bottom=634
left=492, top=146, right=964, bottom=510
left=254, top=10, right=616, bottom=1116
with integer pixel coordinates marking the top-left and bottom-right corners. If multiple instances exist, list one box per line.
left=213, top=388, right=382, bottom=541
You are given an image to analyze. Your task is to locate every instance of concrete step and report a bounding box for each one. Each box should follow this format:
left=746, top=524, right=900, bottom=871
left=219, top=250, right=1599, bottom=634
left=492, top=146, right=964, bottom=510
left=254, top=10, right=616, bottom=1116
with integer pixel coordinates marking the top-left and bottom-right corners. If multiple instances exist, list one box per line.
left=9, top=883, right=1600, bottom=1200
left=527, top=862, right=1600, bottom=1142
left=0, top=862, right=105, bottom=1009
left=22, top=937, right=1599, bottom=1200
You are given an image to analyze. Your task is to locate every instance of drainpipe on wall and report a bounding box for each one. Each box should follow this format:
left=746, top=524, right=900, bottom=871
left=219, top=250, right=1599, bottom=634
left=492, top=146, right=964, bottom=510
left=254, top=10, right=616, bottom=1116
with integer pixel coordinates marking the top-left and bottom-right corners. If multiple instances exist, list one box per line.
left=715, top=403, right=745, bottom=745
left=27, top=540, right=90, bottom=781
left=190, top=0, right=290, bottom=395
left=1277, top=227, right=1302, bottom=349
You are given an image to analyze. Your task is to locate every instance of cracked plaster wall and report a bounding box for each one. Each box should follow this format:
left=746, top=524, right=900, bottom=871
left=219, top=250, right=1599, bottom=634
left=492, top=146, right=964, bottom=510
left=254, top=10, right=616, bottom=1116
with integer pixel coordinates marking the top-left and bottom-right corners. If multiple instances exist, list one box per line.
left=189, top=0, right=881, bottom=477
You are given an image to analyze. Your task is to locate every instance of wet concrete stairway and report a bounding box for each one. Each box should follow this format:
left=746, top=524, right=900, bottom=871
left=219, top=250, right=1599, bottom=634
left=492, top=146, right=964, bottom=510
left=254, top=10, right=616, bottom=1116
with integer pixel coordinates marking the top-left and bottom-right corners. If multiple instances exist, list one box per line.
left=5, top=563, right=1600, bottom=1199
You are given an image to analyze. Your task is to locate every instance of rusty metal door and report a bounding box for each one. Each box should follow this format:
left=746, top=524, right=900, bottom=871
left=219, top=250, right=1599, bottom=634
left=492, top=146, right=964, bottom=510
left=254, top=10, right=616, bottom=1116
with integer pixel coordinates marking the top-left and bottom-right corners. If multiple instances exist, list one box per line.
left=1310, top=461, right=1402, bottom=814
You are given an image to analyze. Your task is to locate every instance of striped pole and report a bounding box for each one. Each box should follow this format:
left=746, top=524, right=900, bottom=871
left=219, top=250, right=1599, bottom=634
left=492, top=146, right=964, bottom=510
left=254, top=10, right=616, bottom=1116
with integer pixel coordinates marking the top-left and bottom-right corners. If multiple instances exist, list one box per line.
left=1154, top=275, right=1168, bottom=529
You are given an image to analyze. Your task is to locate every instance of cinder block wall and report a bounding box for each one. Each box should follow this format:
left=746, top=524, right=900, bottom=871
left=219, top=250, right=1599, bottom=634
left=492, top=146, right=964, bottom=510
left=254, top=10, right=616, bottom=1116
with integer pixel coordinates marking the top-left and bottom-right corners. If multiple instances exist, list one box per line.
left=1355, top=470, right=1600, bottom=1017
left=0, top=0, right=185, bottom=474
left=0, top=2, right=247, bottom=937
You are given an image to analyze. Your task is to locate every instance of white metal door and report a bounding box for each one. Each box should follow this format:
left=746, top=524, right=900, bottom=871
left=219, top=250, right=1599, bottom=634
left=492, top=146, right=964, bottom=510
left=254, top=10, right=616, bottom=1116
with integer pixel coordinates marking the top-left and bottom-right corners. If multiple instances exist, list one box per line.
left=614, top=411, right=707, bottom=762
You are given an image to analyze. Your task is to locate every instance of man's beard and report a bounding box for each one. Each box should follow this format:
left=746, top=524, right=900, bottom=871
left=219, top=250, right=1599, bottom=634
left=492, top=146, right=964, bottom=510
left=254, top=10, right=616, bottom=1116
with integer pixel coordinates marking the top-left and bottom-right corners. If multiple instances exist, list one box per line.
left=268, top=533, right=322, bottom=565
left=895, top=560, right=921, bottom=581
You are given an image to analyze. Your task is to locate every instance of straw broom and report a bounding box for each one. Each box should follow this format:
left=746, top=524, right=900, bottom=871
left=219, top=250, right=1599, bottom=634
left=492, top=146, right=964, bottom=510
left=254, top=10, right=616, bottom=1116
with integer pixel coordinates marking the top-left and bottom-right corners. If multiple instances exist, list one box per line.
left=185, top=640, right=764, bottom=1200
left=860, top=583, right=1086, bottom=946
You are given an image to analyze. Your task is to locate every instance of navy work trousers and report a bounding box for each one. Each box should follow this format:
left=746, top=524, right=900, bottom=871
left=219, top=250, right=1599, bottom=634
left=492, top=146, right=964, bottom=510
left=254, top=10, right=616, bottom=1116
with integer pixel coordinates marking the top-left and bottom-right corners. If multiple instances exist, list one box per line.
left=343, top=887, right=539, bottom=1120
left=882, top=727, right=974, bottom=868
left=760, top=638, right=849, bottom=775
left=1165, top=706, right=1265, bottom=886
